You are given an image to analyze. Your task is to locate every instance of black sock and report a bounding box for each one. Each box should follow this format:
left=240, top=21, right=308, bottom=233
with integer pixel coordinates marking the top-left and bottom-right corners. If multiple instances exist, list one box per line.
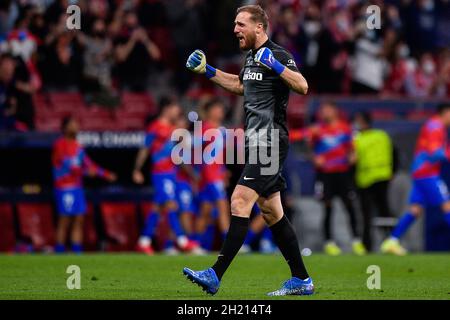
left=212, top=215, right=249, bottom=280
left=324, top=203, right=332, bottom=241
left=270, top=215, right=309, bottom=280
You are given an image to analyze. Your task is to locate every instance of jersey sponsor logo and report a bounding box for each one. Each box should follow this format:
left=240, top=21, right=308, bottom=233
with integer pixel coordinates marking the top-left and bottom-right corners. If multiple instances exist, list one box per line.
left=243, top=71, right=263, bottom=81
left=243, top=176, right=255, bottom=180
left=286, top=59, right=296, bottom=67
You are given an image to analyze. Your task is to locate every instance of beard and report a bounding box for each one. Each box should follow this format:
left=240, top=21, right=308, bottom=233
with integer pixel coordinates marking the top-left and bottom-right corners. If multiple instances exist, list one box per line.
left=239, top=32, right=257, bottom=50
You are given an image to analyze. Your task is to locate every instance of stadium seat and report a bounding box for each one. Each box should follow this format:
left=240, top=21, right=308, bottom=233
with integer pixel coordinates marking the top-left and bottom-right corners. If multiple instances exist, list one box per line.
left=35, top=117, right=61, bottom=132
left=120, top=92, right=156, bottom=114
left=100, top=202, right=139, bottom=251
left=80, top=116, right=116, bottom=131
left=372, top=109, right=396, bottom=121
left=0, top=203, right=16, bottom=252
left=406, top=109, right=435, bottom=121
left=16, top=203, right=55, bottom=251
left=49, top=92, right=87, bottom=113
left=33, top=93, right=51, bottom=110
left=140, top=202, right=170, bottom=251
left=115, top=116, right=146, bottom=131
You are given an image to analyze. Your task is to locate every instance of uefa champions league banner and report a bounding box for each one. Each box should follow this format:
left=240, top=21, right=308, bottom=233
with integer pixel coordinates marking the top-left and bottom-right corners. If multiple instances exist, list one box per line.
left=0, top=132, right=147, bottom=148
left=76, top=131, right=146, bottom=148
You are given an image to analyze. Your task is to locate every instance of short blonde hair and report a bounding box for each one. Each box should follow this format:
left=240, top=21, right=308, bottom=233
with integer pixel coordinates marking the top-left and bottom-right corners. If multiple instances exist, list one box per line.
left=236, top=5, right=269, bottom=31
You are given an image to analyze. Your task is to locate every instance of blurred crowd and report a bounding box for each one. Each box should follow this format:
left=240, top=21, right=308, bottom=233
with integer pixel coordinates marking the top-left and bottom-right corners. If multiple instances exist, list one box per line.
left=0, top=0, right=449, bottom=131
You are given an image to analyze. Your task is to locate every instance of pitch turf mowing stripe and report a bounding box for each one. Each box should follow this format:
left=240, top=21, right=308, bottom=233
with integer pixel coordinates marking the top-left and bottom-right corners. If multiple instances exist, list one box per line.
left=0, top=254, right=449, bottom=299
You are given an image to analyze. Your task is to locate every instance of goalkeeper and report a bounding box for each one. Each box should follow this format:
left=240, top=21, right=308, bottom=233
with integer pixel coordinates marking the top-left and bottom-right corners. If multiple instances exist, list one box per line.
left=182, top=5, right=313, bottom=296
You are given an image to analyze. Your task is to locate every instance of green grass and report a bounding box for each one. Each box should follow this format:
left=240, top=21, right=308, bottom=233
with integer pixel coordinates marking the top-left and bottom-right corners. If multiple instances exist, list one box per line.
left=0, top=253, right=449, bottom=300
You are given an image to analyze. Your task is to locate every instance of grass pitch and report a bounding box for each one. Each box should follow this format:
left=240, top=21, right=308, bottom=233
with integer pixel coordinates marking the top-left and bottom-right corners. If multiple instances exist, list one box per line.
left=0, top=253, right=449, bottom=300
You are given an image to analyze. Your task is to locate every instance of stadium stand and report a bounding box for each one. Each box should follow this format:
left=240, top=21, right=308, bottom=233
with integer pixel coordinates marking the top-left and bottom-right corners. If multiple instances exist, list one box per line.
left=16, top=202, right=55, bottom=251
left=0, top=203, right=16, bottom=252
left=100, top=202, right=139, bottom=252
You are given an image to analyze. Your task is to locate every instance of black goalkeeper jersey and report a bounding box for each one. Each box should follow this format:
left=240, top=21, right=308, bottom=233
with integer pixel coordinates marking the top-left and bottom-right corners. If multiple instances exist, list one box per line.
left=239, top=39, right=299, bottom=143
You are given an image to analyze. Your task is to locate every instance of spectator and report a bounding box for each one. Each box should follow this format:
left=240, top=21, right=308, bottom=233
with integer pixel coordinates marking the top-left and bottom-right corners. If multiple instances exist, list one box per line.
left=164, top=0, right=206, bottom=93
left=404, top=0, right=439, bottom=54
left=0, top=53, right=17, bottom=131
left=316, top=9, right=353, bottom=93
left=405, top=52, right=437, bottom=97
left=42, top=14, right=83, bottom=90
left=81, top=18, right=119, bottom=108
left=350, top=5, right=386, bottom=94
left=383, top=41, right=415, bottom=95
left=272, top=6, right=302, bottom=63
left=113, top=10, right=161, bottom=91
left=0, top=0, right=19, bottom=36
left=296, top=3, right=322, bottom=91
left=430, top=49, right=450, bottom=97
left=0, top=46, right=37, bottom=131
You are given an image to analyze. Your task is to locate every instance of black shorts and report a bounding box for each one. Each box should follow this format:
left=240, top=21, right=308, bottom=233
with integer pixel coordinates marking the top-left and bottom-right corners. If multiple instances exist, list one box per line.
left=237, top=136, right=289, bottom=198
left=316, top=171, right=355, bottom=202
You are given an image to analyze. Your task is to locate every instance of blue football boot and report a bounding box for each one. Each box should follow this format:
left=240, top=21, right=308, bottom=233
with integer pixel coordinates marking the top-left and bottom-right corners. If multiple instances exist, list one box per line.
left=183, top=267, right=220, bottom=295
left=267, top=277, right=314, bottom=296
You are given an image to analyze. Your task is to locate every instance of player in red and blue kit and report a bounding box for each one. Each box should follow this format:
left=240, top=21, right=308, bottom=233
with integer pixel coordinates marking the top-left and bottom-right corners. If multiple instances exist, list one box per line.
left=164, top=114, right=203, bottom=254
left=133, top=97, right=199, bottom=255
left=53, top=116, right=116, bottom=253
left=194, top=99, right=231, bottom=251
left=306, top=102, right=365, bottom=255
left=381, top=103, right=450, bottom=255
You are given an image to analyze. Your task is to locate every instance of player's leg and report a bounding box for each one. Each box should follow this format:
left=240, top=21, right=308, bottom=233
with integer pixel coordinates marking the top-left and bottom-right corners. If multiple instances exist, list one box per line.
left=210, top=181, right=230, bottom=239
left=54, top=188, right=78, bottom=253
left=194, top=200, right=214, bottom=245
left=441, top=201, right=450, bottom=227
left=372, top=181, right=394, bottom=238
left=211, top=184, right=257, bottom=276
left=70, top=215, right=84, bottom=254
left=338, top=173, right=366, bottom=255
left=55, top=216, right=71, bottom=253
left=69, top=188, right=87, bottom=253
left=320, top=174, right=341, bottom=255
left=165, top=199, right=199, bottom=252
left=358, top=186, right=373, bottom=251
left=137, top=203, right=161, bottom=255
left=435, top=178, right=450, bottom=227
left=258, top=193, right=309, bottom=278
left=193, top=183, right=215, bottom=244
left=381, top=179, right=425, bottom=255
left=381, top=203, right=422, bottom=255
left=258, top=192, right=313, bottom=296
left=389, top=178, right=426, bottom=241
left=176, top=181, right=196, bottom=237
left=183, top=184, right=258, bottom=294
left=179, top=211, right=193, bottom=237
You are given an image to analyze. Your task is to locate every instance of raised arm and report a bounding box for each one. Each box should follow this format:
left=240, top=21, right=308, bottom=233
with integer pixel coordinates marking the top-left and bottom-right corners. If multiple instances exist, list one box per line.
left=255, top=47, right=308, bottom=95
left=279, top=68, right=308, bottom=95
left=186, top=50, right=243, bottom=96
left=210, top=69, right=243, bottom=95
